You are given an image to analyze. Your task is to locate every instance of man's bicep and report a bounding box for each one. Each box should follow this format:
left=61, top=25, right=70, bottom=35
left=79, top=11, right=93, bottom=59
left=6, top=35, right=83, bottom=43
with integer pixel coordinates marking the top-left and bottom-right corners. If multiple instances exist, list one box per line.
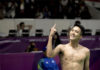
left=52, top=45, right=62, bottom=57
left=84, top=50, right=90, bottom=70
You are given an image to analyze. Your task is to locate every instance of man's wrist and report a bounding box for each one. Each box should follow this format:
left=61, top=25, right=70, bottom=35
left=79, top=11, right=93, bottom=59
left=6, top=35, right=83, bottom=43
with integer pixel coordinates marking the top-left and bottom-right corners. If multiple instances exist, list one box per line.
left=49, top=35, right=53, bottom=38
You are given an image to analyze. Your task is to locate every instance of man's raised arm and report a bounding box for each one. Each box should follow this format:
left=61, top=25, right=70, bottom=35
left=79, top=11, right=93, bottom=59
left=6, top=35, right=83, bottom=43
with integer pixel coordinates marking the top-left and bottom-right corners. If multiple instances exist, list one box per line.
left=46, top=24, right=60, bottom=58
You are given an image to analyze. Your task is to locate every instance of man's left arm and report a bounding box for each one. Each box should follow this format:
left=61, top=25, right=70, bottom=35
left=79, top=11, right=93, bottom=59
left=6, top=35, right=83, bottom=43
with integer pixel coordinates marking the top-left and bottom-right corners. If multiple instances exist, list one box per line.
left=84, top=49, right=90, bottom=70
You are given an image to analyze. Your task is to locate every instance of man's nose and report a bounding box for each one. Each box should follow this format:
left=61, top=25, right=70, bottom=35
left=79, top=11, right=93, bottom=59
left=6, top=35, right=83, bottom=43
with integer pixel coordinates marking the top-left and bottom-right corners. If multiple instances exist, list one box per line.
left=71, top=31, right=75, bottom=35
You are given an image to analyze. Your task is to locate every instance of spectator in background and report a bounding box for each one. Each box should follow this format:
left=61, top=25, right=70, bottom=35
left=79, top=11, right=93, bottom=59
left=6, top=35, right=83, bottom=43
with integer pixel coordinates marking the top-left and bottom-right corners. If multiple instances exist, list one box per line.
left=42, top=6, right=51, bottom=18
left=60, top=0, right=68, bottom=18
left=15, top=0, right=25, bottom=18
left=25, top=41, right=38, bottom=52
left=35, top=8, right=43, bottom=19
left=52, top=32, right=61, bottom=49
left=29, top=0, right=36, bottom=18
left=4, top=1, right=17, bottom=18
left=0, top=2, right=4, bottom=19
left=80, top=5, right=91, bottom=19
left=38, top=47, right=59, bottom=70
left=17, top=22, right=32, bottom=36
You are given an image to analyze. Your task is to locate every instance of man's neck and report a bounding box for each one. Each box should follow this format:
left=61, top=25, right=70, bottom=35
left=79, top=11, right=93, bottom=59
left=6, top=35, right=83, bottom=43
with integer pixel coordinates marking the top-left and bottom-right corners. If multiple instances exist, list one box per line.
left=69, top=40, right=79, bottom=48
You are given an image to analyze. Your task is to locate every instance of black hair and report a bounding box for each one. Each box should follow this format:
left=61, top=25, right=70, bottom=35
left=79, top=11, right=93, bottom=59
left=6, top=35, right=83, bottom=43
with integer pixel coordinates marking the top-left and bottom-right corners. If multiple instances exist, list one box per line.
left=73, top=24, right=85, bottom=36
left=52, top=32, right=61, bottom=47
left=74, top=20, right=81, bottom=26
left=19, top=22, right=24, bottom=27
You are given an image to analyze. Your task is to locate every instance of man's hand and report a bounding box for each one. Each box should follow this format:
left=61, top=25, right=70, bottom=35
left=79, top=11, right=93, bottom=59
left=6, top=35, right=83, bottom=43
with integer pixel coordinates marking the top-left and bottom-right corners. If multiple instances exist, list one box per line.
left=49, top=24, right=57, bottom=37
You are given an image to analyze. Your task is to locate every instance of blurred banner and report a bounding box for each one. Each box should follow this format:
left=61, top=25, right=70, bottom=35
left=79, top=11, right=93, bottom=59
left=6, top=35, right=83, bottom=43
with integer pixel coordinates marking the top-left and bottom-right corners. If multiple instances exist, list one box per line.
left=0, top=36, right=100, bottom=53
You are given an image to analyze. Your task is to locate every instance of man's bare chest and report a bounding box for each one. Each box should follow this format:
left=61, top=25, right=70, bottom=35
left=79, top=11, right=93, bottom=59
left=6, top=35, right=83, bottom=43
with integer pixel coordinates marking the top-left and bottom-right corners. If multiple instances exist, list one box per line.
left=62, top=47, right=86, bottom=62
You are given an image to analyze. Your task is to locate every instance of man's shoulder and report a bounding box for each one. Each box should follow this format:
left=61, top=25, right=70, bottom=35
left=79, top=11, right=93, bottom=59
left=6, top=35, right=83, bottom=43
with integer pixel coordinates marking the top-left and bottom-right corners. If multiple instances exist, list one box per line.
left=80, top=45, right=90, bottom=53
left=57, top=43, right=68, bottom=48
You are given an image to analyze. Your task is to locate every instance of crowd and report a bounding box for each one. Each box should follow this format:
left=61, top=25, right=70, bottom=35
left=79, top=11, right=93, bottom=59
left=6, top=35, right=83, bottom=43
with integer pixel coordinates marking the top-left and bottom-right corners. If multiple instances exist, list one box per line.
left=0, top=0, right=91, bottom=19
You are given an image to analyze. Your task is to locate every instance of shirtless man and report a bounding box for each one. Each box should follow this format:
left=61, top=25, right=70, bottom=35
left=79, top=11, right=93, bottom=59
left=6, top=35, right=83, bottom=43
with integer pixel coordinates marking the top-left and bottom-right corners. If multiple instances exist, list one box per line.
left=46, top=24, right=90, bottom=70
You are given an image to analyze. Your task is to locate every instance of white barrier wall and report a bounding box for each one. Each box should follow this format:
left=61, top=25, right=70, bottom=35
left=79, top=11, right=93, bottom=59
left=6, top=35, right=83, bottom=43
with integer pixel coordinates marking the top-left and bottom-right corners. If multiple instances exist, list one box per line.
left=0, top=19, right=100, bottom=36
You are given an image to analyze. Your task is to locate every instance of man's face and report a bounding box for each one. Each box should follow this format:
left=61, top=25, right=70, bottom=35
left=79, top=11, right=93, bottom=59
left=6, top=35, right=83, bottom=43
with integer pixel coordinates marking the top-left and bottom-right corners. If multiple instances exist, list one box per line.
left=69, top=26, right=82, bottom=41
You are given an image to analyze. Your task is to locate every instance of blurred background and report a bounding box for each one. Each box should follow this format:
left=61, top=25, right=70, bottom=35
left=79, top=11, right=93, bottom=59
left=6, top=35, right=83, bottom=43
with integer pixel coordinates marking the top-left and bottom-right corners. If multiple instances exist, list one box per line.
left=0, top=0, right=100, bottom=70
left=0, top=0, right=100, bottom=37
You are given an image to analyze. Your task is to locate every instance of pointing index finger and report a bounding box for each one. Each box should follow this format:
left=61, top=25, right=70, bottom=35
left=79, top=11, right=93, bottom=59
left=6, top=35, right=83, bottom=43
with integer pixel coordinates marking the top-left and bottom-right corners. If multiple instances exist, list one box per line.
left=53, top=24, right=56, bottom=28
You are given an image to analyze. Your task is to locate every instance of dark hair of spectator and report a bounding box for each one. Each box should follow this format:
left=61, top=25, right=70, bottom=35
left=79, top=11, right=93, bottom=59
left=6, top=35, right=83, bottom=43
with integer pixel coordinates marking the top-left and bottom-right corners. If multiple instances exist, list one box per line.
left=52, top=32, right=61, bottom=47
left=19, top=22, right=24, bottom=27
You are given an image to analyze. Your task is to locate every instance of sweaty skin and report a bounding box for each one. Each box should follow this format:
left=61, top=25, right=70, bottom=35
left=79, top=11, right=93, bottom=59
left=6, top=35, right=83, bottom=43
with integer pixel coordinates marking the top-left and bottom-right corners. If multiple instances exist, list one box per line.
left=46, top=24, right=90, bottom=70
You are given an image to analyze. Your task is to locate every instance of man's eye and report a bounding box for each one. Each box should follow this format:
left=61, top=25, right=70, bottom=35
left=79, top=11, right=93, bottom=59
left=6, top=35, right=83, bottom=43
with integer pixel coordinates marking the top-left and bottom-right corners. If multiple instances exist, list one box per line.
left=75, top=31, right=79, bottom=33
